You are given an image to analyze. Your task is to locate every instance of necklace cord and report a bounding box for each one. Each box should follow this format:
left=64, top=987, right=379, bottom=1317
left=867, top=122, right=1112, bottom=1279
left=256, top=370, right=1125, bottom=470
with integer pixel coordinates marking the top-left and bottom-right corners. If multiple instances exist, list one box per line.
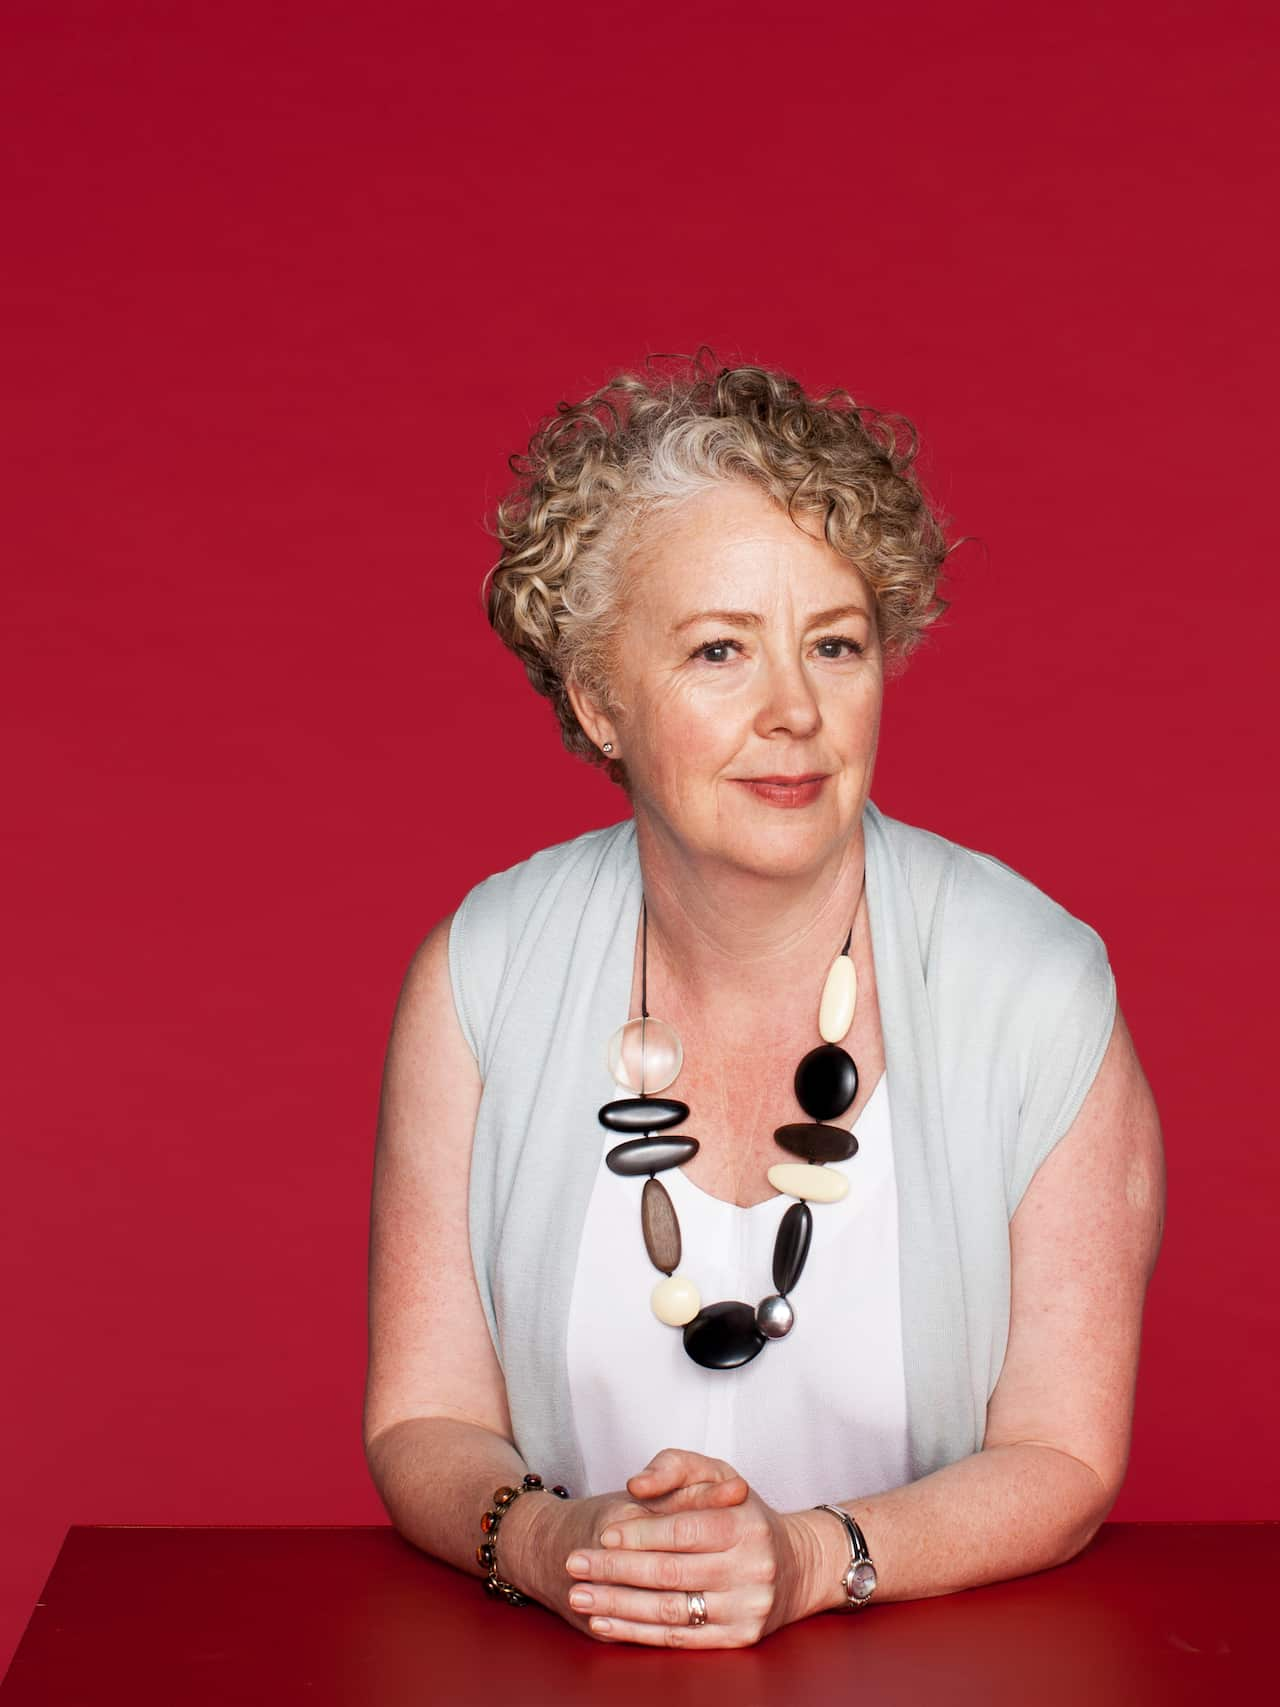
left=638, top=878, right=861, bottom=1025
left=641, top=896, right=649, bottom=1020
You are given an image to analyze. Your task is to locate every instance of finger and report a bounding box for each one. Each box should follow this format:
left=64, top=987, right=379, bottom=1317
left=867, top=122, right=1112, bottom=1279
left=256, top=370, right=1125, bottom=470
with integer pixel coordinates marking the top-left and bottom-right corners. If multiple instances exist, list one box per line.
left=567, top=1582, right=729, bottom=1638
left=634, top=1475, right=749, bottom=1514
left=627, top=1449, right=739, bottom=1495
left=625, top=1453, right=686, bottom=1494
left=593, top=1502, right=739, bottom=1554
left=567, top=1545, right=730, bottom=1589
left=582, top=1612, right=731, bottom=1648
left=604, top=1495, right=747, bottom=1549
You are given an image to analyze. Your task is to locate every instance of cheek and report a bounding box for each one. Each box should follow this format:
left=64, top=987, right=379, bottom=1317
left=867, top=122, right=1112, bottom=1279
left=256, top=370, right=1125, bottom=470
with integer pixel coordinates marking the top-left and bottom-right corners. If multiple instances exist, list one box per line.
left=831, top=671, right=882, bottom=740
left=626, top=693, right=739, bottom=808
left=637, top=677, right=740, bottom=756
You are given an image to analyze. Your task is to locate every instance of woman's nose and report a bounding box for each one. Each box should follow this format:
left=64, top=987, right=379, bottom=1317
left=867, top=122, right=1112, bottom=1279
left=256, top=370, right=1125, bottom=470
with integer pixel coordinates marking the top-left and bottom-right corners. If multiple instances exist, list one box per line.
left=753, top=651, right=822, bottom=739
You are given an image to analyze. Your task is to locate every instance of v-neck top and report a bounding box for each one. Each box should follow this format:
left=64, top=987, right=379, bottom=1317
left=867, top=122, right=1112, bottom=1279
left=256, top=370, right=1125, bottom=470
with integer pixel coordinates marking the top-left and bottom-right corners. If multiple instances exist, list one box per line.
left=447, top=800, right=1117, bottom=1497
left=565, top=1071, right=909, bottom=1507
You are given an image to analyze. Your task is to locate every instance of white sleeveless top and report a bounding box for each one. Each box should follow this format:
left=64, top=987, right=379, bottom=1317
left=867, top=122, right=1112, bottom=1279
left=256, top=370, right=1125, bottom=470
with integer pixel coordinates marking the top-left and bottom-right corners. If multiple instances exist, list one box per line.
left=565, top=1070, right=910, bottom=1512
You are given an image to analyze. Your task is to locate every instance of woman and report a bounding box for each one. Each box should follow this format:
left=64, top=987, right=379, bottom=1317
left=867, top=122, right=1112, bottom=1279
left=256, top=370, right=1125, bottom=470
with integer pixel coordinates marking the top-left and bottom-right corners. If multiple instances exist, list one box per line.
left=363, top=349, right=1165, bottom=1649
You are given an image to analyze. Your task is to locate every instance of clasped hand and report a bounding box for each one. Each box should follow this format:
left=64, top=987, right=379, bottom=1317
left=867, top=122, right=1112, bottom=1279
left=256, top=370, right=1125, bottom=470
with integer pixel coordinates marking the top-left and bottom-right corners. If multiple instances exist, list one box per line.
left=556, top=1447, right=810, bottom=1647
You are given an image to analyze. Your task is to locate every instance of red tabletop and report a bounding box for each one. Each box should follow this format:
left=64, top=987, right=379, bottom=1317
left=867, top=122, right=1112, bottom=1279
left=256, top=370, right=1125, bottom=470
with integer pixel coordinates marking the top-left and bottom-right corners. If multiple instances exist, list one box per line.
left=1, top=1522, right=1275, bottom=1704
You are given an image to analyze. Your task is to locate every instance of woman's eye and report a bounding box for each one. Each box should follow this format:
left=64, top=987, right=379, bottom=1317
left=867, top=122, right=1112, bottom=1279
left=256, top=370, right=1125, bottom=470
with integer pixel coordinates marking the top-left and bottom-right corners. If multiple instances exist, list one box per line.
left=691, top=638, right=741, bottom=664
left=816, top=636, right=865, bottom=659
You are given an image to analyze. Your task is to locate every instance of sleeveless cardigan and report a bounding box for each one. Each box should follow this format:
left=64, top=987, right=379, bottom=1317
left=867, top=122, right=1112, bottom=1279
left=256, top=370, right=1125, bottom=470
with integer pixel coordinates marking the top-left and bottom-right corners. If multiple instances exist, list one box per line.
left=446, top=799, right=1117, bottom=1498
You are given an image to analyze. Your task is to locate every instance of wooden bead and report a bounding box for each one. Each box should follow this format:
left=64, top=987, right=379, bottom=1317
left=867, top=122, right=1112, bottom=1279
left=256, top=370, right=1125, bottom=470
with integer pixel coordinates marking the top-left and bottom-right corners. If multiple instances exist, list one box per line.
left=774, top=1121, right=859, bottom=1164
left=641, top=1176, right=681, bottom=1273
left=819, top=953, right=858, bottom=1043
left=766, top=1161, right=850, bottom=1203
left=651, top=1273, right=701, bottom=1325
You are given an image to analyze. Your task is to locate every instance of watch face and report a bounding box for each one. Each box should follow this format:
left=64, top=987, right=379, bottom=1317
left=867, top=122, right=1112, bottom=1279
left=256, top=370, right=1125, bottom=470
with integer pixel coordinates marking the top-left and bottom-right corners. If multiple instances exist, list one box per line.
left=851, top=1561, right=877, bottom=1601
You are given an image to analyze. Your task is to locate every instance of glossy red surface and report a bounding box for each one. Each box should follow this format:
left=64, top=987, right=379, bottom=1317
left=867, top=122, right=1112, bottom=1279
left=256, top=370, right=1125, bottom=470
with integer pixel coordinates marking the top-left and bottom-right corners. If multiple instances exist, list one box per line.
left=1, top=1523, right=1275, bottom=1704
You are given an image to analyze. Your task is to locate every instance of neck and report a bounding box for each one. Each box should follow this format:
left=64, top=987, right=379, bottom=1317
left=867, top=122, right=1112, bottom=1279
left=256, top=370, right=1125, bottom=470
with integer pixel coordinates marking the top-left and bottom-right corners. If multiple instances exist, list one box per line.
left=632, top=803, right=868, bottom=1014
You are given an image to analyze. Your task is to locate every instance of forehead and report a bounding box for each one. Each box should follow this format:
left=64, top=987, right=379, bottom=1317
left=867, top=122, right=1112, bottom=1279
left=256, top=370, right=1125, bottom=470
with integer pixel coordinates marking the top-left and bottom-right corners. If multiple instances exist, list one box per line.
left=625, top=481, right=866, bottom=605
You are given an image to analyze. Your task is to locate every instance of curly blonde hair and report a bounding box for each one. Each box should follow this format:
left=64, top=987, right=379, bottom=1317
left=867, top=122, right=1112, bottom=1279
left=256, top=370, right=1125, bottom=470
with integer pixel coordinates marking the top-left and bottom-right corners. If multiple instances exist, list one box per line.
left=483, top=345, right=958, bottom=789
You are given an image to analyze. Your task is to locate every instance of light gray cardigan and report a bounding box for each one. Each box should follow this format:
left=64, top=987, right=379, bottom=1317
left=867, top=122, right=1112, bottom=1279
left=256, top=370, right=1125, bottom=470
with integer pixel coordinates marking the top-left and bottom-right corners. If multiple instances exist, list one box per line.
left=447, top=799, right=1116, bottom=1497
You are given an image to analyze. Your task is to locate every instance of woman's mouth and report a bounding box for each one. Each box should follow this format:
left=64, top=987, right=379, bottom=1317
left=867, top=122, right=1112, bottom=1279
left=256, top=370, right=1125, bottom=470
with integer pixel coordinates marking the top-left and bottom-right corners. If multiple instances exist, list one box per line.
left=733, top=773, right=829, bottom=808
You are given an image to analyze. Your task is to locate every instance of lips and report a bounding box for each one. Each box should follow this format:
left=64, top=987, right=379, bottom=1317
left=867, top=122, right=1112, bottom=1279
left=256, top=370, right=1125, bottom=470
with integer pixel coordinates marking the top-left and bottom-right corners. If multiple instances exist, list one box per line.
left=733, top=773, right=830, bottom=808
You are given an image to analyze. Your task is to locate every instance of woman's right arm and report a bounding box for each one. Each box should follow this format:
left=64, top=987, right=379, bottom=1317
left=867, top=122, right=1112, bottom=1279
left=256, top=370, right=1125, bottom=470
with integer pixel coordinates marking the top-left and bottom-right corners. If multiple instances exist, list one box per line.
left=363, top=912, right=549, bottom=1583
left=363, top=912, right=627, bottom=1608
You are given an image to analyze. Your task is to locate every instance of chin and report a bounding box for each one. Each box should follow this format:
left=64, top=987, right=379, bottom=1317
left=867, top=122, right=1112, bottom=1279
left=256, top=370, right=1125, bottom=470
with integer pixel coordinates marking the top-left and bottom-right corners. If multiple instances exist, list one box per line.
left=715, top=819, right=836, bottom=877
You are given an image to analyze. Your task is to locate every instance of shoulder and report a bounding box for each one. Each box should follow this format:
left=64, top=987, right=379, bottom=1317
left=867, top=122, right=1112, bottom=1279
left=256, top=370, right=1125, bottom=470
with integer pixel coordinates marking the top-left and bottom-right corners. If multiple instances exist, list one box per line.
left=445, top=816, right=636, bottom=1066
left=449, top=815, right=635, bottom=949
left=870, top=803, right=1119, bottom=1204
left=869, top=799, right=1112, bottom=1004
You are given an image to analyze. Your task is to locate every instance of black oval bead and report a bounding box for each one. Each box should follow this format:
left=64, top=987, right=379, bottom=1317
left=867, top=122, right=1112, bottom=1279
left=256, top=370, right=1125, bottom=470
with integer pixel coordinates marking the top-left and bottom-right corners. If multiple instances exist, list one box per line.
left=794, top=1043, right=859, bottom=1121
left=605, top=1135, right=699, bottom=1177
left=774, top=1122, right=860, bottom=1164
left=682, top=1300, right=767, bottom=1369
left=598, top=1097, right=690, bottom=1134
left=772, top=1200, right=813, bottom=1295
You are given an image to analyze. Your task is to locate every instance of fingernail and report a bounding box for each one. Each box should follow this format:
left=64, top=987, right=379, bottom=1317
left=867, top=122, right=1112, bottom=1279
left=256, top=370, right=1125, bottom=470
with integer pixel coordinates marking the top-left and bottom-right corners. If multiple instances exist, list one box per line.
left=600, top=1528, right=622, bottom=1546
left=569, top=1587, right=593, bottom=1609
left=591, top=1617, right=612, bottom=1632
left=567, top=1554, right=590, bottom=1573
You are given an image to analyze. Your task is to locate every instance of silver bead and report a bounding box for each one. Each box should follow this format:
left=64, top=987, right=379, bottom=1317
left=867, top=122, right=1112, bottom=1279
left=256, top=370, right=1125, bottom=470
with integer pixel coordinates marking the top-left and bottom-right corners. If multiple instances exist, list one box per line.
left=756, top=1294, right=795, bottom=1338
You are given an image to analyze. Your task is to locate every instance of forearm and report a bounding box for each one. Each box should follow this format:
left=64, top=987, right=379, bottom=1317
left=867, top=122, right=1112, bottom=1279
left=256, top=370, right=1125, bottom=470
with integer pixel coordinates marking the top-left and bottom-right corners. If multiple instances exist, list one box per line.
left=365, top=1415, right=547, bottom=1586
left=788, top=1442, right=1114, bottom=1615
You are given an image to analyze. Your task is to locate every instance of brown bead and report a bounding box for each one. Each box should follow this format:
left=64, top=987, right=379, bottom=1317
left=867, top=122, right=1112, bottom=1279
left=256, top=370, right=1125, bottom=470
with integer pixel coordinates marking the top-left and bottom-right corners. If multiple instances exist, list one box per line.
left=494, top=1486, right=515, bottom=1504
left=641, top=1175, right=682, bottom=1273
left=774, top=1122, right=859, bottom=1164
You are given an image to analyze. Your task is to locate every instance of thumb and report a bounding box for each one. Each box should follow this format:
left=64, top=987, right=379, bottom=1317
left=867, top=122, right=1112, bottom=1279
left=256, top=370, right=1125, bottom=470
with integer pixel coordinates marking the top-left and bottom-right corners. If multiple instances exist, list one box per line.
left=627, top=1449, right=748, bottom=1505
left=627, top=1449, right=683, bottom=1492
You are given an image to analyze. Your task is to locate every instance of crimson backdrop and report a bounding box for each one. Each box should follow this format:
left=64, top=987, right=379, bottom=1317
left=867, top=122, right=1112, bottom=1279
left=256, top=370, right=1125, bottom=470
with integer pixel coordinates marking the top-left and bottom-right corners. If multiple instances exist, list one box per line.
left=3, top=0, right=1276, bottom=1676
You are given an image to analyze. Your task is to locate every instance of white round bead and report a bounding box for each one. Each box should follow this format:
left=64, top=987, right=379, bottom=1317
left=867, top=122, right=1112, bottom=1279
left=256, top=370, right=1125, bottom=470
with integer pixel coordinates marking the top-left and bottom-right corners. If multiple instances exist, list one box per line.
left=818, top=953, right=857, bottom=1043
left=651, top=1273, right=701, bottom=1325
left=767, top=1162, right=851, bottom=1204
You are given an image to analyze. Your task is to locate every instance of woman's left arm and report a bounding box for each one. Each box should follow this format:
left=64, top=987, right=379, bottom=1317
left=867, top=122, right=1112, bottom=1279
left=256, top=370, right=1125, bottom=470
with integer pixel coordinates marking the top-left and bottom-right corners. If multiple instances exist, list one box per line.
left=788, top=1000, right=1166, bottom=1611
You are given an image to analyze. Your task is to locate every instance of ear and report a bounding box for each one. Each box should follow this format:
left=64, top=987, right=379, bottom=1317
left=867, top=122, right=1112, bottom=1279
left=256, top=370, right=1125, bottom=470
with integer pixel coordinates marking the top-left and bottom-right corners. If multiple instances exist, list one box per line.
left=565, top=672, right=619, bottom=756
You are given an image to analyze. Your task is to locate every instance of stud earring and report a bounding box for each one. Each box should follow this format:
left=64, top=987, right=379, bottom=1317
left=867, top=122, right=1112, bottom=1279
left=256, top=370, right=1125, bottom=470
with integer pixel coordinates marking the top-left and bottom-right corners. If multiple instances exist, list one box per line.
left=602, top=742, right=614, bottom=754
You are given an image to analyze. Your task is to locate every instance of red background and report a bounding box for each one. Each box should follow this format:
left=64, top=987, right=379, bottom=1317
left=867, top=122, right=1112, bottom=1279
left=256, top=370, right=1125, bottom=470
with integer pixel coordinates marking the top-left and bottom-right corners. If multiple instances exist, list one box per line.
left=3, top=0, right=1276, bottom=1674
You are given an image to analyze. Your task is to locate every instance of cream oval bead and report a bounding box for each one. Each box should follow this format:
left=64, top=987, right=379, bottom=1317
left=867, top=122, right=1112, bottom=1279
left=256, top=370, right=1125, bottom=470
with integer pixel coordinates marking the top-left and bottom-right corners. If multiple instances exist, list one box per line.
left=651, top=1273, right=701, bottom=1326
left=818, top=953, right=858, bottom=1043
left=767, top=1161, right=851, bottom=1204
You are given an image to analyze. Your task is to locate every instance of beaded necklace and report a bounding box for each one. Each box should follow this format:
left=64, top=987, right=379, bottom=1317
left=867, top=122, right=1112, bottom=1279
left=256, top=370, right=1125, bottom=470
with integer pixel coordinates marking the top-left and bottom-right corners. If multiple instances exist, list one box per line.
left=597, top=879, right=865, bottom=1369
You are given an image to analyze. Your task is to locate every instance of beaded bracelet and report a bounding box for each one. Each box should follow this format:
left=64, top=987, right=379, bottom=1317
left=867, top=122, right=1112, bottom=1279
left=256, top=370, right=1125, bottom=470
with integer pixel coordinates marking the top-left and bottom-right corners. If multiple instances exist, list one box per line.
left=477, top=1471, right=573, bottom=1604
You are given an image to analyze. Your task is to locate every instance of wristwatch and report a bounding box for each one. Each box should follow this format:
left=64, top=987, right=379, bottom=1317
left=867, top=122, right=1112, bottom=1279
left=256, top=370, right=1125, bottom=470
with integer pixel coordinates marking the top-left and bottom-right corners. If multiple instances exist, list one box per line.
left=812, top=1502, right=878, bottom=1610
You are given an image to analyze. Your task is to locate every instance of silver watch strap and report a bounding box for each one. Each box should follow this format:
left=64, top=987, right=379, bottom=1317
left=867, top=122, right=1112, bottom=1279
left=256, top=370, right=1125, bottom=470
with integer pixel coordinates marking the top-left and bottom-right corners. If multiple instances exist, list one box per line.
left=812, top=1502, right=877, bottom=1609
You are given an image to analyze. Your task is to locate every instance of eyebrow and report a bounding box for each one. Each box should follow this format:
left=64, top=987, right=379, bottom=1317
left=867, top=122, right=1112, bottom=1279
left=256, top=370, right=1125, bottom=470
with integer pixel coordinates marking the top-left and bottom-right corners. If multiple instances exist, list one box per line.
left=672, top=603, right=870, bottom=634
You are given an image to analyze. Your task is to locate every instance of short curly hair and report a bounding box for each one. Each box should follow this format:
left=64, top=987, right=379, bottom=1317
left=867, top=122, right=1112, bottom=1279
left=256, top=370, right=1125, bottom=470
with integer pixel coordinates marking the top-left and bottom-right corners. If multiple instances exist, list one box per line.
left=483, top=345, right=958, bottom=789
